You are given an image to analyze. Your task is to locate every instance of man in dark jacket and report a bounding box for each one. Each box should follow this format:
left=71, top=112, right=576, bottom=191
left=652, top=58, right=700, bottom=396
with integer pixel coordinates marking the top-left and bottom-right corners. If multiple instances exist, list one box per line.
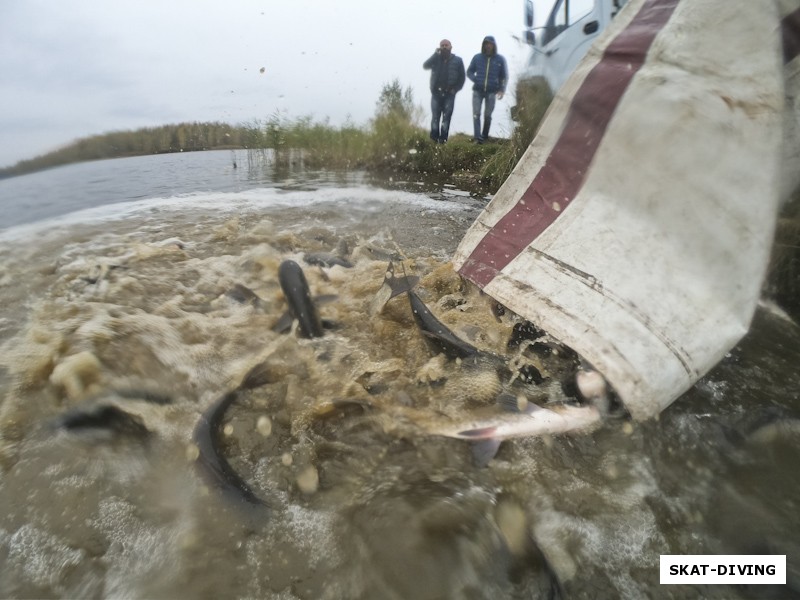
left=423, top=39, right=466, bottom=144
left=466, top=35, right=508, bottom=143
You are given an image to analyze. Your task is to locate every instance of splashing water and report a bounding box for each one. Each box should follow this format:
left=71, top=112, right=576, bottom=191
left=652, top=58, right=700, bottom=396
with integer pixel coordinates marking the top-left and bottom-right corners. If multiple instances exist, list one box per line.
left=0, top=173, right=798, bottom=598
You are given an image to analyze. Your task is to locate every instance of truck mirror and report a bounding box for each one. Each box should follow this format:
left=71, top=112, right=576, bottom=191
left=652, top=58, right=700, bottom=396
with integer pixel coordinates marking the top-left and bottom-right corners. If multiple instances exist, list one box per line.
left=525, top=29, right=536, bottom=45
left=524, top=0, right=534, bottom=28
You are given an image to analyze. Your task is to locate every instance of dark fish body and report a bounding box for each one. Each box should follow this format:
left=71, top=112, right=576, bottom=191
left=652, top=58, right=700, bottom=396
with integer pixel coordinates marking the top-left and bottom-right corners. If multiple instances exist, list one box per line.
left=192, top=390, right=266, bottom=507
left=226, top=283, right=263, bottom=307
left=57, top=404, right=150, bottom=438
left=278, top=260, right=324, bottom=338
left=408, top=289, right=480, bottom=359
left=303, top=253, right=353, bottom=268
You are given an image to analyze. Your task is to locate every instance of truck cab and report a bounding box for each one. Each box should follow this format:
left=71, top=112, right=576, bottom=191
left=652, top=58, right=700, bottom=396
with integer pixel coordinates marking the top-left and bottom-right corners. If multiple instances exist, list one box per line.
left=522, top=0, right=629, bottom=94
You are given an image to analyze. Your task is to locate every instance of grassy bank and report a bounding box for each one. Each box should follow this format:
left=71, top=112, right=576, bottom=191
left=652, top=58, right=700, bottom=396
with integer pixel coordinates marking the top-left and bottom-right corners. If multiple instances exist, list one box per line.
left=244, top=113, right=504, bottom=186
left=240, top=77, right=552, bottom=192
left=0, top=79, right=551, bottom=194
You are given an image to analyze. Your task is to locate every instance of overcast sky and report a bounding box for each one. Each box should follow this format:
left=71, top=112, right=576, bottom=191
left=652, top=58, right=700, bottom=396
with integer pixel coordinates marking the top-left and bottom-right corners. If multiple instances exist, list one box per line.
left=0, top=1, right=555, bottom=168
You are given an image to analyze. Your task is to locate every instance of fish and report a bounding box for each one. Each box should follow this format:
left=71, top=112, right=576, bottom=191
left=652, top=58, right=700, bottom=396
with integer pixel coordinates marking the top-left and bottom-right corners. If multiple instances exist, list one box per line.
left=353, top=239, right=404, bottom=262
left=56, top=404, right=151, bottom=439
left=192, top=361, right=284, bottom=508
left=225, top=283, right=264, bottom=307
left=373, top=261, right=481, bottom=360
left=272, top=294, right=338, bottom=334
left=432, top=395, right=602, bottom=441
left=52, top=388, right=173, bottom=442
left=192, top=390, right=267, bottom=507
left=369, top=261, right=419, bottom=315
left=400, top=268, right=545, bottom=385
left=303, top=238, right=352, bottom=268
left=303, top=253, right=353, bottom=268
left=420, top=393, right=601, bottom=466
left=277, top=259, right=324, bottom=338
left=407, top=287, right=482, bottom=359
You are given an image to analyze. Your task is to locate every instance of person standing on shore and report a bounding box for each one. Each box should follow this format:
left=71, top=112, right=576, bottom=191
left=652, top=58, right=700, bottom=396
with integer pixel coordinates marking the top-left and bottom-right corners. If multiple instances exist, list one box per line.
left=423, top=39, right=466, bottom=144
left=467, top=35, right=508, bottom=143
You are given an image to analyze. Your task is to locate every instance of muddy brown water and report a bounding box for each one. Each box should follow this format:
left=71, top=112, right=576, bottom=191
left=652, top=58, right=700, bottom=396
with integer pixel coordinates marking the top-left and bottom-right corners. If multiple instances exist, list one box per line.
left=0, top=159, right=798, bottom=598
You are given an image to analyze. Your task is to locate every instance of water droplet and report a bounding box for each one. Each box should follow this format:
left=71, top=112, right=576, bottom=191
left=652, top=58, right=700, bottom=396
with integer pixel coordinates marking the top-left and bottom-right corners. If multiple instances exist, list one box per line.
left=296, top=465, right=319, bottom=495
left=185, top=444, right=200, bottom=462
left=256, top=415, right=272, bottom=436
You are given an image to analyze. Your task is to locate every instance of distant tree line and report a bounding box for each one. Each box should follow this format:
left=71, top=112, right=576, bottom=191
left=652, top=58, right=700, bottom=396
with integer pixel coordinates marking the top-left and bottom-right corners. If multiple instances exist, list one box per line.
left=0, top=78, right=550, bottom=190
left=0, top=122, right=249, bottom=178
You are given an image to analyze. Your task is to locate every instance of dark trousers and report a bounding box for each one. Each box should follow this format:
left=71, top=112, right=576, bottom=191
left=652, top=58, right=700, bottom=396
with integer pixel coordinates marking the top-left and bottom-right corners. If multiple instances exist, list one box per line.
left=430, top=91, right=456, bottom=143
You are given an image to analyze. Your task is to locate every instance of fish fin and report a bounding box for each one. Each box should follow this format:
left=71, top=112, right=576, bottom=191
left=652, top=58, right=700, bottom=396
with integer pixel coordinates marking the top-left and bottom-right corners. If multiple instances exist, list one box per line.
left=370, top=262, right=416, bottom=315
left=314, top=294, right=339, bottom=305
left=496, top=392, right=542, bottom=414
left=471, top=438, right=502, bottom=467
left=457, top=426, right=497, bottom=439
left=272, top=311, right=293, bottom=334
left=390, top=262, right=418, bottom=298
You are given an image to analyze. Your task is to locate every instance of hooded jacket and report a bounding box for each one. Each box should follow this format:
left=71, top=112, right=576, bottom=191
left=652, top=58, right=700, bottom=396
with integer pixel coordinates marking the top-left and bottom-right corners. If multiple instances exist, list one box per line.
left=423, top=50, right=466, bottom=94
left=466, top=36, right=508, bottom=94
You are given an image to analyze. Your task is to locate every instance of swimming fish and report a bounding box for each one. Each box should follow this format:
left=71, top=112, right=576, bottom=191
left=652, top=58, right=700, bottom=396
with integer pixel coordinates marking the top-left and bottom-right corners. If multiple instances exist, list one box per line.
left=407, top=287, right=482, bottom=360
left=431, top=394, right=602, bottom=442
left=225, top=283, right=264, bottom=307
left=423, top=392, right=602, bottom=467
left=193, top=389, right=266, bottom=507
left=56, top=404, right=151, bottom=439
left=277, top=259, right=324, bottom=338
left=303, top=238, right=353, bottom=268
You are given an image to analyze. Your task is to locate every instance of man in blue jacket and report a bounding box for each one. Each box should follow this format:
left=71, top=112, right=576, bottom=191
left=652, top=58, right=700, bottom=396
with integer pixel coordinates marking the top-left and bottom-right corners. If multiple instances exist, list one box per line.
left=423, top=39, right=466, bottom=144
left=467, top=36, right=508, bottom=143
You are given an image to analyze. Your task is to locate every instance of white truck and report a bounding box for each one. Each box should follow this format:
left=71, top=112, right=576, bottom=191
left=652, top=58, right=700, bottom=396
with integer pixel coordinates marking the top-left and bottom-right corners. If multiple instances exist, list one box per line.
left=521, top=0, right=629, bottom=95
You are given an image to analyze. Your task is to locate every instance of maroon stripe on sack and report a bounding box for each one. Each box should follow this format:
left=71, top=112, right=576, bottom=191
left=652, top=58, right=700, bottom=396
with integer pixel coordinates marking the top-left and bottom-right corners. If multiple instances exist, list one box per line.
left=459, top=0, right=681, bottom=287
left=783, top=7, right=800, bottom=64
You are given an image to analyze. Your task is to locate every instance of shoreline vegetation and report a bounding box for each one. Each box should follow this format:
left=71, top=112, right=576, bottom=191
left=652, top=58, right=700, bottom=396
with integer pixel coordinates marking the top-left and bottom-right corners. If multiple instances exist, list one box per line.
left=0, top=80, right=549, bottom=194
left=1, top=78, right=797, bottom=317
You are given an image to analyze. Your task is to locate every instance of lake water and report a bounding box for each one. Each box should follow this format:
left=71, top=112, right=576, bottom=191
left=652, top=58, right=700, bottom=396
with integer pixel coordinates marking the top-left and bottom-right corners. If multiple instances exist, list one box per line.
left=0, top=150, right=797, bottom=598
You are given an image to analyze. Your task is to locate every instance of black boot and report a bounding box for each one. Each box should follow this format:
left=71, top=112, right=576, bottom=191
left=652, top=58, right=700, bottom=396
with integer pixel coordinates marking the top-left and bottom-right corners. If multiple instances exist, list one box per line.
left=481, top=117, right=492, bottom=141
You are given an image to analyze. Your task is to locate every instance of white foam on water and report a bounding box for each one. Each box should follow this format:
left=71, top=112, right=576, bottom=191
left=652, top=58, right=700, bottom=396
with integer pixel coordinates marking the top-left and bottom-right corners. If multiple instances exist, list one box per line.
left=283, top=502, right=339, bottom=569
left=2, top=524, right=85, bottom=592
left=94, top=496, right=182, bottom=598
left=0, top=186, right=475, bottom=245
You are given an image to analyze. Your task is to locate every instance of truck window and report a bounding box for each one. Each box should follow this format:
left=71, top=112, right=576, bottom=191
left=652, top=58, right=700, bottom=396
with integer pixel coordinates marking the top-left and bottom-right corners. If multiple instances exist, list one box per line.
left=569, top=0, right=595, bottom=23
left=542, top=0, right=596, bottom=46
left=542, top=0, right=567, bottom=45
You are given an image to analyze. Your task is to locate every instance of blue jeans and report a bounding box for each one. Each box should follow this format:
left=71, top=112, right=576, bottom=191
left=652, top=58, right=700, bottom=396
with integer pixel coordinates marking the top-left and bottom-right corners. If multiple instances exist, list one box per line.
left=430, top=91, right=456, bottom=143
left=472, top=90, right=497, bottom=141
